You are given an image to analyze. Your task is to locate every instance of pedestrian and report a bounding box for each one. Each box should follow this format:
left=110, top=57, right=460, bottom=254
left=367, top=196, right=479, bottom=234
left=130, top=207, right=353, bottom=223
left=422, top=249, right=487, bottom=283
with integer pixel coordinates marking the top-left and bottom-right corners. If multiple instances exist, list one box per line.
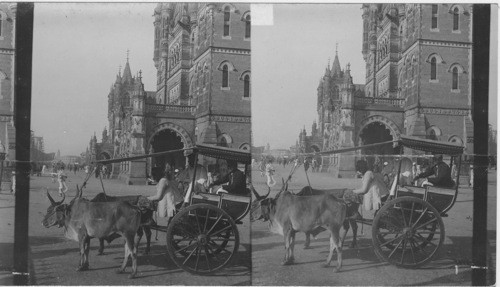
left=304, top=158, right=310, bottom=172
left=469, top=164, right=474, bottom=187
left=57, top=169, right=68, bottom=197
left=11, top=171, right=16, bottom=194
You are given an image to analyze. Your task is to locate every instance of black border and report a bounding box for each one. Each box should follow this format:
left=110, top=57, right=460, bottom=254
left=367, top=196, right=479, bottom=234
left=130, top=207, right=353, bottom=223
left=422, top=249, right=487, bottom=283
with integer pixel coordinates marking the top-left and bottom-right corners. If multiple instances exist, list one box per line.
left=13, top=2, right=34, bottom=285
left=472, top=4, right=490, bottom=286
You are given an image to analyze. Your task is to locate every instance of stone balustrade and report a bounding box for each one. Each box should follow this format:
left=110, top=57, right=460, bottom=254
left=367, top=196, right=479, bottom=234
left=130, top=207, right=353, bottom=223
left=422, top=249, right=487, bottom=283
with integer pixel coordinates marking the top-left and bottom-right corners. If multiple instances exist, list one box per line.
left=354, top=96, right=405, bottom=107
left=145, top=103, right=195, bottom=114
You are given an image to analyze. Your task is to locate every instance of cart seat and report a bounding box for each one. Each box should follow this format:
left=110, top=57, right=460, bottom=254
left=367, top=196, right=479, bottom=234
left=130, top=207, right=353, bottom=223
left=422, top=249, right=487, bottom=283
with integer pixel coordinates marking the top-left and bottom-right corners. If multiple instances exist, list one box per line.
left=190, top=192, right=251, bottom=221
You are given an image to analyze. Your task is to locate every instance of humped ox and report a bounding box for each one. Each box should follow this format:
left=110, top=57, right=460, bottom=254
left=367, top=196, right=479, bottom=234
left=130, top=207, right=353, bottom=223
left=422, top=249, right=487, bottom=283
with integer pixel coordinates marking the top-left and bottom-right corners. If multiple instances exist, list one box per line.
left=250, top=181, right=348, bottom=272
left=294, top=186, right=360, bottom=249
left=42, top=189, right=142, bottom=279
left=90, top=192, right=154, bottom=256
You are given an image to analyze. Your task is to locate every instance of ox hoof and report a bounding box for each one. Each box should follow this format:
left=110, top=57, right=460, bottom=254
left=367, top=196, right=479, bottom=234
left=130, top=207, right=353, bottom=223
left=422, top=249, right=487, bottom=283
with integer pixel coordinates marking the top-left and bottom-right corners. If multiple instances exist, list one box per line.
left=303, top=245, right=312, bottom=250
left=128, top=274, right=136, bottom=279
left=97, top=252, right=105, bottom=256
left=76, top=265, right=89, bottom=271
left=281, top=260, right=294, bottom=266
left=349, top=243, right=358, bottom=249
left=116, top=269, right=125, bottom=274
left=321, top=263, right=330, bottom=268
left=333, top=267, right=341, bottom=273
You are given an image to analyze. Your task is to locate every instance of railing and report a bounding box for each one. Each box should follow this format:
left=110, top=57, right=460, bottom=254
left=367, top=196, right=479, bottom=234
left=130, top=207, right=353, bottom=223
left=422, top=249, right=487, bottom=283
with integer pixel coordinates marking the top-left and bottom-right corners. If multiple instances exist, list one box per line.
left=146, top=103, right=195, bottom=114
left=354, top=96, right=405, bottom=107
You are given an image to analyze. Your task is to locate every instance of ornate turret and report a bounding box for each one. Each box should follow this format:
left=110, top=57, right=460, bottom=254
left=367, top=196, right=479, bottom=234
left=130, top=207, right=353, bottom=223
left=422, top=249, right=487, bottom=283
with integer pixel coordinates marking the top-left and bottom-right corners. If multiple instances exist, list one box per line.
left=122, top=51, right=133, bottom=85
left=331, top=44, right=342, bottom=77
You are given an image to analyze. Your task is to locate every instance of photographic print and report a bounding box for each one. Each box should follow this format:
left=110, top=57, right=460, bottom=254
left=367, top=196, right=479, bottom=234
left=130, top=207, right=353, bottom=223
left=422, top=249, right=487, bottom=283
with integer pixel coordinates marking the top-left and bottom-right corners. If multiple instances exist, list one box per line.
left=2, top=2, right=252, bottom=285
left=251, top=4, right=496, bottom=285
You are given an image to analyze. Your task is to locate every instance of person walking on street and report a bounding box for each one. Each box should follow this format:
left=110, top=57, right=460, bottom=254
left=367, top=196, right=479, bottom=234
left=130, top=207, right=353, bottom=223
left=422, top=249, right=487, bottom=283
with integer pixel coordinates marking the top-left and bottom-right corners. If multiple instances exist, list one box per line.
left=57, top=169, right=68, bottom=197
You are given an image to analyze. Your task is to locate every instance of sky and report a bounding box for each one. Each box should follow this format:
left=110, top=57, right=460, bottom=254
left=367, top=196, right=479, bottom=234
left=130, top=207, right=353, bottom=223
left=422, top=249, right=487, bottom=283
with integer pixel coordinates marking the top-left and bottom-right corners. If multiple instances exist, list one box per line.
left=31, top=3, right=157, bottom=156
left=252, top=4, right=498, bottom=150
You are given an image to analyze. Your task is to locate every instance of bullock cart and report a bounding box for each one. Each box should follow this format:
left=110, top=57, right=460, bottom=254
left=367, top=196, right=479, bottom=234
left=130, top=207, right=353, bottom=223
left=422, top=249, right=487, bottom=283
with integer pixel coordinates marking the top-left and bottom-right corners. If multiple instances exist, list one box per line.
left=301, top=135, right=465, bottom=268
left=94, top=144, right=251, bottom=275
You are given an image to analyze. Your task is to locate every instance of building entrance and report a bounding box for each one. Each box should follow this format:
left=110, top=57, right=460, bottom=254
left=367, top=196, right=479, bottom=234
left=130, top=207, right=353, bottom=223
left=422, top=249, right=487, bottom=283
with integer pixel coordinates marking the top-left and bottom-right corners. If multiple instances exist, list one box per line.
left=359, top=122, right=399, bottom=169
left=150, top=129, right=186, bottom=171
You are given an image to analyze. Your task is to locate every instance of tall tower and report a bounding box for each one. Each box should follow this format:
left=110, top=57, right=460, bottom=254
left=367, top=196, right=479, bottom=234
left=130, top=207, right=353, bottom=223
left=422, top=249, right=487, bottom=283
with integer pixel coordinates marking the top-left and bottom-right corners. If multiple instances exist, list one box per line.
left=361, top=4, right=473, bottom=157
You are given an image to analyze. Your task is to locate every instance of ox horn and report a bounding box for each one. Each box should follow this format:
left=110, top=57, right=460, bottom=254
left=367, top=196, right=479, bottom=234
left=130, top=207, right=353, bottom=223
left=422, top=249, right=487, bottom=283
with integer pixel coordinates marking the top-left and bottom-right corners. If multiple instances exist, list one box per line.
left=249, top=183, right=271, bottom=200
left=46, top=188, right=65, bottom=206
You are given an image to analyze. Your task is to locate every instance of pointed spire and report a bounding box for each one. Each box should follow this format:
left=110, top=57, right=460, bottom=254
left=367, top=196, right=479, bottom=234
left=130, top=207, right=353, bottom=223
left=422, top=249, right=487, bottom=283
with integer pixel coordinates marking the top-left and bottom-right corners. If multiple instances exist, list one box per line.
left=331, top=44, right=342, bottom=77
left=122, top=50, right=133, bottom=84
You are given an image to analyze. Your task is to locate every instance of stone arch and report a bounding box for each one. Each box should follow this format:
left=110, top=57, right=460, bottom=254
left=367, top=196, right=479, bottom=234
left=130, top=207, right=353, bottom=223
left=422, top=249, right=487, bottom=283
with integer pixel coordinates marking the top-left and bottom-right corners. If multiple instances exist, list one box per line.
left=356, top=115, right=401, bottom=145
left=98, top=151, right=112, bottom=160
left=148, top=122, right=194, bottom=149
left=217, top=133, right=233, bottom=147
left=239, top=142, right=250, bottom=150
left=310, top=144, right=321, bottom=153
left=448, top=135, right=463, bottom=146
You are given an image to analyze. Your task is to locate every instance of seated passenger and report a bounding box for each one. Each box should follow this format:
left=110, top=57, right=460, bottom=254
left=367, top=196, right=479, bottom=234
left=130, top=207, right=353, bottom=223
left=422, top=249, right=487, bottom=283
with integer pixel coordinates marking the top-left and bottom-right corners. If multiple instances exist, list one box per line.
left=412, top=154, right=455, bottom=188
left=209, top=160, right=248, bottom=196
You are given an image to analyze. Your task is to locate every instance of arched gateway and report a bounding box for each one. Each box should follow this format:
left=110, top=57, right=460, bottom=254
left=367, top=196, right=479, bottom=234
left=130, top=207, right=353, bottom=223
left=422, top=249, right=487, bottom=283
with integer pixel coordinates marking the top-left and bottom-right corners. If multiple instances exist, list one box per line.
left=148, top=122, right=194, bottom=173
left=357, top=116, right=402, bottom=169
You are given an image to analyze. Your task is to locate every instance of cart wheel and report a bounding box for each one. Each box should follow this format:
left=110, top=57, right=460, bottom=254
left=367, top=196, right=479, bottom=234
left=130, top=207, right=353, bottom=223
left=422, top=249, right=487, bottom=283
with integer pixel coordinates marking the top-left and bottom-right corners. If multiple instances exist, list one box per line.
left=166, top=203, right=239, bottom=274
left=372, top=196, right=444, bottom=268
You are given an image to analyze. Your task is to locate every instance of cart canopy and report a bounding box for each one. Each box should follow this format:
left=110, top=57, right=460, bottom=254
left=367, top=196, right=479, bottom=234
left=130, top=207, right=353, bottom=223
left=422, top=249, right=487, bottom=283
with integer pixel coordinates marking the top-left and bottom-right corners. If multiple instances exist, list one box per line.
left=397, top=135, right=464, bottom=155
left=195, top=144, right=251, bottom=164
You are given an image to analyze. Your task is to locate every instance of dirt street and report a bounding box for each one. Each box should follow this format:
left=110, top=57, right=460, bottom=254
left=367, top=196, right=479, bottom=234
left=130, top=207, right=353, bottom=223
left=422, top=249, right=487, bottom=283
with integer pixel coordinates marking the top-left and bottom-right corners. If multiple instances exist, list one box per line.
left=28, top=171, right=251, bottom=285
left=251, top=164, right=496, bottom=286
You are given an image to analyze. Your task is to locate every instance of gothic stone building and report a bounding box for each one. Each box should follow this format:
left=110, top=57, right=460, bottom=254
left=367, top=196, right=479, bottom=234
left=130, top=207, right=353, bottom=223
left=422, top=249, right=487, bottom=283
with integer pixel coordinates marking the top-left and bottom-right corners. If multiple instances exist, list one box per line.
left=300, top=4, right=473, bottom=177
left=0, top=4, right=16, bottom=190
left=91, top=3, right=251, bottom=184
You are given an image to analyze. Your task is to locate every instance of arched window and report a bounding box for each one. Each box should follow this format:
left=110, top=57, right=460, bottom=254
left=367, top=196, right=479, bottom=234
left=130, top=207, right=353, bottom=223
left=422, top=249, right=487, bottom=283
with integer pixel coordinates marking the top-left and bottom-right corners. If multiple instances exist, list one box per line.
left=0, top=13, right=3, bottom=37
left=426, top=126, right=441, bottom=140
left=452, top=66, right=459, bottom=90
left=430, top=57, right=437, bottom=80
left=223, top=6, right=230, bottom=37
left=222, top=64, right=229, bottom=88
left=245, top=14, right=251, bottom=39
left=449, top=135, right=463, bottom=146
left=431, top=4, right=438, bottom=29
left=453, top=7, right=459, bottom=31
left=243, top=74, right=250, bottom=98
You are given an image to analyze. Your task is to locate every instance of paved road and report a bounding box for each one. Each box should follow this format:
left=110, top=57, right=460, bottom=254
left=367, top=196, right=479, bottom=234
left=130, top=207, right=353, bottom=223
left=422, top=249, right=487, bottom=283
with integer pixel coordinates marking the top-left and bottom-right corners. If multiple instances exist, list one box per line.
left=28, top=172, right=251, bottom=285
left=251, top=164, right=496, bottom=286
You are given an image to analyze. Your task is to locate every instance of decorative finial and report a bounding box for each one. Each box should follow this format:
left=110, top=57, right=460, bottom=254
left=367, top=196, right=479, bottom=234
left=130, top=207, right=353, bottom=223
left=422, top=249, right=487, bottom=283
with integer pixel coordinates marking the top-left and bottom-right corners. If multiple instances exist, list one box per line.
left=139, top=70, right=142, bottom=80
left=118, top=65, right=122, bottom=76
left=126, top=49, right=130, bottom=62
left=328, top=57, right=330, bottom=68
left=336, top=43, right=338, bottom=56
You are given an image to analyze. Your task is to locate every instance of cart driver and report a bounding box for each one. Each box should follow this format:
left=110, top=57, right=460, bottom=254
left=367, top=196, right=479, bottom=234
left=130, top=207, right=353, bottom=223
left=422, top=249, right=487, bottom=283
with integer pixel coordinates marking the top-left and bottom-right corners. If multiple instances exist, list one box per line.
left=209, top=160, right=248, bottom=196
left=412, top=154, right=455, bottom=188
left=147, top=164, right=183, bottom=224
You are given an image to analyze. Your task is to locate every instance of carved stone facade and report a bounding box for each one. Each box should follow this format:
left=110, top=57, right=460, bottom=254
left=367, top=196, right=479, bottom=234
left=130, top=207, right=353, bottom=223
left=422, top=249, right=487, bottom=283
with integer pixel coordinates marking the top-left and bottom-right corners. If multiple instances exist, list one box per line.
left=300, top=4, right=473, bottom=178
left=0, top=4, right=16, bottom=190
left=89, top=3, right=251, bottom=184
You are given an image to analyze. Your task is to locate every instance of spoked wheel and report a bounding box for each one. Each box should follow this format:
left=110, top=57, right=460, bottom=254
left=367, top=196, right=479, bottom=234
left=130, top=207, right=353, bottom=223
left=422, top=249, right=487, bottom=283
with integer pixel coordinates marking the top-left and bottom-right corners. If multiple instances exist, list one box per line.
left=372, top=196, right=445, bottom=268
left=166, top=203, right=239, bottom=274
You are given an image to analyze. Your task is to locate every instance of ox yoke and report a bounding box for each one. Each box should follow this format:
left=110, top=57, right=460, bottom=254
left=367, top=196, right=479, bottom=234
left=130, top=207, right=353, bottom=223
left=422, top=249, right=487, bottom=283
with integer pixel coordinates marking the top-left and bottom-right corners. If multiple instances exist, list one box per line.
left=269, top=193, right=346, bottom=236
left=64, top=198, right=141, bottom=242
